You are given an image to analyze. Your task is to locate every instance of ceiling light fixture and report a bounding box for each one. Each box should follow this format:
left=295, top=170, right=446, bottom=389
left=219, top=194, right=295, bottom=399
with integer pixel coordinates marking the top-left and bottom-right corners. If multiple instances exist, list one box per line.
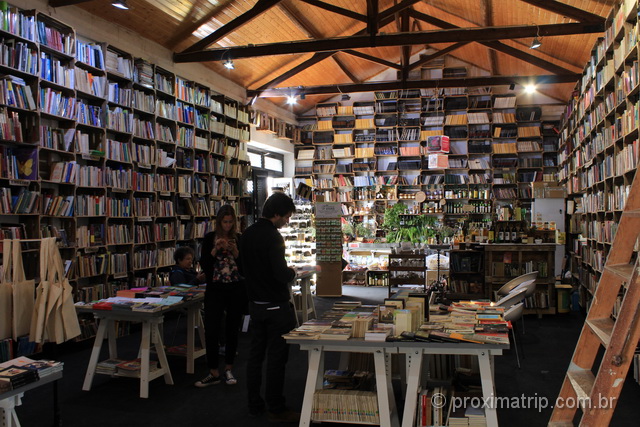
left=223, top=59, right=235, bottom=69
left=530, top=24, right=542, bottom=49
left=286, top=95, right=297, bottom=105
left=524, top=84, right=536, bottom=94
left=509, top=83, right=516, bottom=91
left=341, top=94, right=351, bottom=101
left=111, top=0, right=129, bottom=10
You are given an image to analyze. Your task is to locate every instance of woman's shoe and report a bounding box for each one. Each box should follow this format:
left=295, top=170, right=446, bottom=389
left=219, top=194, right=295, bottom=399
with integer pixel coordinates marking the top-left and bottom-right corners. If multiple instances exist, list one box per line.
left=224, top=369, right=237, bottom=385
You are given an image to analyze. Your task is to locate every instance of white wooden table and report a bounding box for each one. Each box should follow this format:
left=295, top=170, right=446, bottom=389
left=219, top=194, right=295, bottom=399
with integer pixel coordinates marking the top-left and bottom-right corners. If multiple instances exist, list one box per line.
left=0, top=370, right=63, bottom=427
left=80, top=296, right=205, bottom=398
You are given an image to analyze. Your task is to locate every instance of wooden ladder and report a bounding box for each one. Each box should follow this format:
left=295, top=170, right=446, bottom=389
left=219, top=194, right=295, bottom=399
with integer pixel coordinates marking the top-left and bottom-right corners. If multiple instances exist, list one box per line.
left=549, top=172, right=640, bottom=426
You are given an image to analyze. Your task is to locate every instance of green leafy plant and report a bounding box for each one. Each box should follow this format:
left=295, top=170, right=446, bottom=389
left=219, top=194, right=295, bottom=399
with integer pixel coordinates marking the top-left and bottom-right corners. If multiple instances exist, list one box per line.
left=355, top=222, right=375, bottom=240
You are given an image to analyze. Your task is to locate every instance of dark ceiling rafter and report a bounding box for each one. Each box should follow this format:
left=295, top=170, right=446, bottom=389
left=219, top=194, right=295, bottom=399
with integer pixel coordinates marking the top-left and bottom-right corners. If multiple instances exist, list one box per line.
left=49, top=0, right=92, bottom=6
left=166, top=0, right=236, bottom=49
left=408, top=9, right=578, bottom=75
left=299, top=0, right=367, bottom=23
left=248, top=74, right=581, bottom=97
left=173, top=21, right=603, bottom=63
left=277, top=2, right=358, bottom=83
left=519, top=0, right=606, bottom=24
left=250, top=0, right=418, bottom=93
left=482, top=0, right=498, bottom=76
left=408, top=42, right=470, bottom=71
left=399, top=10, right=411, bottom=82
left=181, top=0, right=283, bottom=54
left=341, top=50, right=402, bottom=69
left=367, top=0, right=379, bottom=38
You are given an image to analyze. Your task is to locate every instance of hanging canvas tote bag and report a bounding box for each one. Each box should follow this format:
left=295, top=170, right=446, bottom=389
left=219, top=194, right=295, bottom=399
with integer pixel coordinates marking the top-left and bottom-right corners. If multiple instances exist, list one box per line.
left=49, top=239, right=80, bottom=342
left=30, top=237, right=53, bottom=343
left=12, top=239, right=35, bottom=340
left=0, top=239, right=14, bottom=340
left=44, top=238, right=65, bottom=344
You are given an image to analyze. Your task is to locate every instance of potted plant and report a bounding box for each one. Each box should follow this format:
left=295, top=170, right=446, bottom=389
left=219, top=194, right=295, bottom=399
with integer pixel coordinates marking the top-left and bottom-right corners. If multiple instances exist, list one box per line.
left=341, top=221, right=355, bottom=242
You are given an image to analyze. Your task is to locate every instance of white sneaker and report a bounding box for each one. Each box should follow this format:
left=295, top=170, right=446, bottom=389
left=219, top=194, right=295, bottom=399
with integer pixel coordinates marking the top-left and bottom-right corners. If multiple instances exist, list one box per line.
left=224, top=369, right=237, bottom=385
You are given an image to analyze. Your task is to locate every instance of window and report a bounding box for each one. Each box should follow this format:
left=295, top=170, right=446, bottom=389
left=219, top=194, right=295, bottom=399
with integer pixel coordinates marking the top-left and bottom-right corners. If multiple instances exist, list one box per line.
left=264, top=156, right=283, bottom=173
left=248, top=149, right=284, bottom=176
left=248, top=151, right=262, bottom=168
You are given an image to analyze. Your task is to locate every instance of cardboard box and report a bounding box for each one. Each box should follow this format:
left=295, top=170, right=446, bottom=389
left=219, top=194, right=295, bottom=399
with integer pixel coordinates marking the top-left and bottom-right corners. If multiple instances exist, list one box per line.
left=545, top=187, right=566, bottom=198
left=428, top=153, right=448, bottom=169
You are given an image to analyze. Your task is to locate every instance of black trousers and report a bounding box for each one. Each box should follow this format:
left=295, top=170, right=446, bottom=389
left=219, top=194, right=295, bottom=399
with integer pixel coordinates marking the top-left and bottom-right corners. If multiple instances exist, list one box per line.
left=203, top=281, right=245, bottom=369
left=246, top=301, right=296, bottom=413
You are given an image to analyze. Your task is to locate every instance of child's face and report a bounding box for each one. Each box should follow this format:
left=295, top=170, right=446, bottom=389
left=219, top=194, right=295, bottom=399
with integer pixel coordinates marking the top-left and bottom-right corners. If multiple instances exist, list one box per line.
left=178, top=253, right=194, bottom=269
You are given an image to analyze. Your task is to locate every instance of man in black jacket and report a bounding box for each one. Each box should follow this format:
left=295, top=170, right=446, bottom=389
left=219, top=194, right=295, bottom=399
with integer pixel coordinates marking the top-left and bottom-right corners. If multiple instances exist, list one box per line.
left=240, top=192, right=298, bottom=423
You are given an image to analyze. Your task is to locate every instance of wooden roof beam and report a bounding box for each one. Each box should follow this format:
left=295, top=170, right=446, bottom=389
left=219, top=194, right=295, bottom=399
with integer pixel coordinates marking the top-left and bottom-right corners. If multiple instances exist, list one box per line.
left=400, top=10, right=411, bottom=82
left=181, top=0, right=283, bottom=54
left=367, top=0, right=379, bottom=36
left=248, top=74, right=581, bottom=97
left=49, top=0, right=92, bottom=6
left=245, top=0, right=417, bottom=92
left=409, top=9, right=578, bottom=74
left=174, top=21, right=603, bottom=62
left=166, top=0, right=236, bottom=49
left=408, top=42, right=469, bottom=71
left=299, top=0, right=367, bottom=23
left=482, top=0, right=498, bottom=76
left=341, top=50, right=402, bottom=70
left=254, top=51, right=337, bottom=92
left=519, top=0, right=605, bottom=24
left=278, top=2, right=359, bottom=83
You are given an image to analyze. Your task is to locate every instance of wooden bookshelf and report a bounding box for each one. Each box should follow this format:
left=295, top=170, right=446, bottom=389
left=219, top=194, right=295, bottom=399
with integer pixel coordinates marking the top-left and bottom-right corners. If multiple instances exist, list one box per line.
left=0, top=2, right=253, bottom=311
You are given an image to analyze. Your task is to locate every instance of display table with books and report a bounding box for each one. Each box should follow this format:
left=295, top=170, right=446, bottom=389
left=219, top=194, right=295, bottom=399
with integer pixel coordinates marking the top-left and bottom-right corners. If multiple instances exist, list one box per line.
left=78, top=287, right=205, bottom=398
left=0, top=358, right=64, bottom=427
left=284, top=296, right=509, bottom=427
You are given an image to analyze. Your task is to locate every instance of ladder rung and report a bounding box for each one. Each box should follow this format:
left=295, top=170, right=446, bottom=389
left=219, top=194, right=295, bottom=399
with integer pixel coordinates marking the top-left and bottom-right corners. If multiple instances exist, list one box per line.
left=567, top=368, right=595, bottom=409
left=586, top=317, right=615, bottom=347
left=605, top=264, right=635, bottom=281
left=622, top=209, right=640, bottom=217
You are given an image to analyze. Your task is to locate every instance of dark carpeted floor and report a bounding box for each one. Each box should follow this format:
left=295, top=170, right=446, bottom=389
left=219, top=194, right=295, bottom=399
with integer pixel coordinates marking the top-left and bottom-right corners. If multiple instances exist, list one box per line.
left=13, top=285, right=640, bottom=426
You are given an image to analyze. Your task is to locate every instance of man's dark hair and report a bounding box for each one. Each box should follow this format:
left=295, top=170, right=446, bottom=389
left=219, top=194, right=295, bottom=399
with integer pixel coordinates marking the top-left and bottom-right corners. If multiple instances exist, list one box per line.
left=174, top=246, right=195, bottom=263
left=262, top=192, right=296, bottom=219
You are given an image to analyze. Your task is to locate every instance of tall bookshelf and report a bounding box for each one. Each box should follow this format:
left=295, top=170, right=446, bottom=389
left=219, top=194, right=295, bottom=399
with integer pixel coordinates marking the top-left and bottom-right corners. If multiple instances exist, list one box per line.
left=559, top=0, right=639, bottom=314
left=293, top=81, right=560, bottom=299
left=0, top=3, right=252, bottom=312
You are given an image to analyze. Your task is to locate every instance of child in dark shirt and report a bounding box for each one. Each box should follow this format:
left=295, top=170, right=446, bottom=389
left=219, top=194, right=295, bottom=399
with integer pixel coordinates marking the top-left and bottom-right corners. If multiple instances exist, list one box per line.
left=169, top=246, right=205, bottom=286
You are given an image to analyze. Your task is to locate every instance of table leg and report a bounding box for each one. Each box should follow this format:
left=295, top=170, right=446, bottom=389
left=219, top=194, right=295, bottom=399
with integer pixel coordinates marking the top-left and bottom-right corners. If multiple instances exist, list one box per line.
left=478, top=351, right=498, bottom=427
left=152, top=319, right=174, bottom=385
left=299, top=346, right=324, bottom=427
left=374, top=349, right=399, bottom=427
left=401, top=350, right=423, bottom=427
left=300, top=278, right=308, bottom=323
left=82, top=317, right=108, bottom=391
left=107, top=319, right=118, bottom=359
left=140, top=321, right=151, bottom=398
left=186, top=305, right=196, bottom=374
left=0, top=393, right=23, bottom=427
left=196, top=308, right=206, bottom=351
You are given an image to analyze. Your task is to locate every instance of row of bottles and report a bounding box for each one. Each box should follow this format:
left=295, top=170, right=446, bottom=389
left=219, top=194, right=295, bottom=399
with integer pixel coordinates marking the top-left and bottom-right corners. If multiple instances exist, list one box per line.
left=354, top=187, right=376, bottom=200
left=445, top=202, right=492, bottom=214
left=444, top=187, right=491, bottom=200
left=493, top=222, right=528, bottom=243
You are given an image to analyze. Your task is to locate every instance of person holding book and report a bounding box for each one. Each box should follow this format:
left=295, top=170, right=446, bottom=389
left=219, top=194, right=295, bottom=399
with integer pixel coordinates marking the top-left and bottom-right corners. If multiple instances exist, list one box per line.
left=195, top=204, right=245, bottom=387
left=239, top=192, right=299, bottom=423
left=169, top=246, right=205, bottom=286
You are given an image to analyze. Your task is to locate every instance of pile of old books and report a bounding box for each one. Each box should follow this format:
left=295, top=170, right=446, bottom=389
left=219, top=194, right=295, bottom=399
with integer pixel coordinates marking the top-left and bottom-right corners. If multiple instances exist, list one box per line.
left=312, top=390, right=379, bottom=424
left=0, top=357, right=64, bottom=393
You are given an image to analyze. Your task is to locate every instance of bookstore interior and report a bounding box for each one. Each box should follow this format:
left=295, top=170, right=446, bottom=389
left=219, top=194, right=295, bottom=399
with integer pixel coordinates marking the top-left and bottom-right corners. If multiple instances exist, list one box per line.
left=2, top=0, right=640, bottom=426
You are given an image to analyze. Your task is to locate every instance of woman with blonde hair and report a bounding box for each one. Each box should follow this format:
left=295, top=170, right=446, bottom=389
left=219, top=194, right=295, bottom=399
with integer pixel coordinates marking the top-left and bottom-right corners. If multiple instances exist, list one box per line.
left=196, top=204, right=245, bottom=387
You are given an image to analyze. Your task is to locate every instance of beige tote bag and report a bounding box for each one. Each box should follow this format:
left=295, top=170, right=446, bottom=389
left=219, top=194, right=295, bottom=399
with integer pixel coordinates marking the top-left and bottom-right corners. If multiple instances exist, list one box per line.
left=0, top=239, right=13, bottom=340
left=30, top=237, right=53, bottom=343
left=44, top=238, right=64, bottom=344
left=12, top=240, right=35, bottom=340
left=49, top=239, right=80, bottom=342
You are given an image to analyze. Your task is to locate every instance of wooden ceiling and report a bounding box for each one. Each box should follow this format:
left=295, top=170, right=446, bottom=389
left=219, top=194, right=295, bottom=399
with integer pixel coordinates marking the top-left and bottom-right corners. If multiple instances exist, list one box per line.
left=53, top=0, right=617, bottom=115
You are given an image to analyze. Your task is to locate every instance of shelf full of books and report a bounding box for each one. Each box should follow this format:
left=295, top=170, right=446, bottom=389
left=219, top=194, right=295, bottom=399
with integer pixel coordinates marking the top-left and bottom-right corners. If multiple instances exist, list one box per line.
left=558, top=0, right=640, bottom=312
left=0, top=2, right=253, bottom=313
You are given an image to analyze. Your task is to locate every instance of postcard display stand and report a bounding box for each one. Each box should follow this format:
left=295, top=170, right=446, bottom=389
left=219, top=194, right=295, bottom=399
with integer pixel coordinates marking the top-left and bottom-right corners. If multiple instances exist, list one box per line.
left=315, top=202, right=342, bottom=296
